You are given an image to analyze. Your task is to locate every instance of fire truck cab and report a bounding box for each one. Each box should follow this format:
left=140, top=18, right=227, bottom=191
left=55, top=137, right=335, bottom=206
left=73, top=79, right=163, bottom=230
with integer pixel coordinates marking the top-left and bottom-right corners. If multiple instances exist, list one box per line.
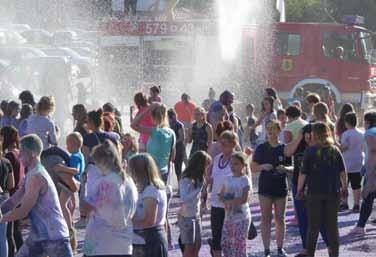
left=243, top=17, right=376, bottom=110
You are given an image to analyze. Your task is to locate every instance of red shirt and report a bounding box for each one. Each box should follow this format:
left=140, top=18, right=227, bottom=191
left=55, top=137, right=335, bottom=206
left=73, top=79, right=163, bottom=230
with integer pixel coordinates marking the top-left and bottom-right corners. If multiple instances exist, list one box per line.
left=174, top=101, right=196, bottom=123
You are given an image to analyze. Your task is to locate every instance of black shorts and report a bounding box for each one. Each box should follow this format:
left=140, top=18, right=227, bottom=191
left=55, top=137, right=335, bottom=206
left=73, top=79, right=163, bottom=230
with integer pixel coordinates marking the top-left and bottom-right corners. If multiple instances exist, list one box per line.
left=348, top=172, right=362, bottom=190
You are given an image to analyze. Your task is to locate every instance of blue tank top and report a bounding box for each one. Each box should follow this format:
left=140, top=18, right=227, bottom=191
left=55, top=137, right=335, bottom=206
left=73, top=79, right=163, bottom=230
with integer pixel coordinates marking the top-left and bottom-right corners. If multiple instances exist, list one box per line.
left=26, top=162, right=69, bottom=241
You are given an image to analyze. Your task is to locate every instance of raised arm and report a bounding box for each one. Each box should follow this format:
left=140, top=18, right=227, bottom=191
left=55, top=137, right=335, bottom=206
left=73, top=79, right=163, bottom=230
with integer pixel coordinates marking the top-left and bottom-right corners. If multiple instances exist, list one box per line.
left=131, top=105, right=155, bottom=135
left=1, top=175, right=45, bottom=222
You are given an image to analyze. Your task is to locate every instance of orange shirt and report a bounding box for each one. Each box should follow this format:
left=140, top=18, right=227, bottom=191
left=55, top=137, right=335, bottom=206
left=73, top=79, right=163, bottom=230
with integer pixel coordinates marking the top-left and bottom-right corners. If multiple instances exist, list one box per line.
left=174, top=101, right=196, bottom=123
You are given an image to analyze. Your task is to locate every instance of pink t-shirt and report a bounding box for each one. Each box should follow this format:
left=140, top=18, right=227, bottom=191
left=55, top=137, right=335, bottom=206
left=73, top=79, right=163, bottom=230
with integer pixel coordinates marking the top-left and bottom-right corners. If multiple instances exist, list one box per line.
left=138, top=107, right=153, bottom=145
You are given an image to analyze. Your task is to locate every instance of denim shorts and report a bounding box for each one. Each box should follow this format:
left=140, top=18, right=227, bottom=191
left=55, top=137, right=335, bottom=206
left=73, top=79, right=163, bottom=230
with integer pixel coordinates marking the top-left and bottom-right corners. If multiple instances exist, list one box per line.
left=178, top=216, right=201, bottom=245
left=16, top=238, right=73, bottom=257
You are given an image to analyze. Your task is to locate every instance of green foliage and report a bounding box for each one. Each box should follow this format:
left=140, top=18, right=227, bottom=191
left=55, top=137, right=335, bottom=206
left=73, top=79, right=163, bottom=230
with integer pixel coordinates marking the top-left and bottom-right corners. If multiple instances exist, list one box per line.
left=280, top=0, right=376, bottom=31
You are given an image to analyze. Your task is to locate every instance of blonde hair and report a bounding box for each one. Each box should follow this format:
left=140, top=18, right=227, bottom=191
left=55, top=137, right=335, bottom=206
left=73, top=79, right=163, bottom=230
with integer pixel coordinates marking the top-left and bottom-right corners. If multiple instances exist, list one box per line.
left=67, top=132, right=83, bottom=149
left=151, top=103, right=169, bottom=128
left=37, top=96, right=55, bottom=114
left=313, top=102, right=330, bottom=123
left=220, top=130, right=238, bottom=145
left=312, top=122, right=334, bottom=146
left=128, top=153, right=165, bottom=191
left=195, top=107, right=207, bottom=122
left=266, top=120, right=281, bottom=132
left=122, top=133, right=139, bottom=153
left=91, top=140, right=125, bottom=181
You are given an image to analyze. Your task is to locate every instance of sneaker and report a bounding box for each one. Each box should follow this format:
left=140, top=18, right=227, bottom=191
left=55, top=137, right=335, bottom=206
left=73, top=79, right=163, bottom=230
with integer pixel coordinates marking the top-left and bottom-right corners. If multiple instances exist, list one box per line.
left=352, top=205, right=360, bottom=213
left=277, top=248, right=288, bottom=257
left=349, top=226, right=366, bottom=236
left=339, top=203, right=349, bottom=212
left=264, top=249, right=271, bottom=257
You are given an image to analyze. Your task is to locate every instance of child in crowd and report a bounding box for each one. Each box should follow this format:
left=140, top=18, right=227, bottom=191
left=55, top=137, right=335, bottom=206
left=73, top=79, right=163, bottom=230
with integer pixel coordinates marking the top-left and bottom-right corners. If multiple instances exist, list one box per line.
left=178, top=151, right=212, bottom=257
left=339, top=112, right=364, bottom=212
left=54, top=132, right=85, bottom=252
left=121, top=133, right=139, bottom=162
left=219, top=152, right=252, bottom=257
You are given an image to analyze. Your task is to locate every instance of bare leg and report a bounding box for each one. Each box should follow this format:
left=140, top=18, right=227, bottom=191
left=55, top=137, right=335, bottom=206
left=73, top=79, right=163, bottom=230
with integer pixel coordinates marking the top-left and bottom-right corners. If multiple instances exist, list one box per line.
left=57, top=173, right=79, bottom=193
left=259, top=196, right=273, bottom=251
left=353, top=189, right=361, bottom=207
left=274, top=197, right=287, bottom=248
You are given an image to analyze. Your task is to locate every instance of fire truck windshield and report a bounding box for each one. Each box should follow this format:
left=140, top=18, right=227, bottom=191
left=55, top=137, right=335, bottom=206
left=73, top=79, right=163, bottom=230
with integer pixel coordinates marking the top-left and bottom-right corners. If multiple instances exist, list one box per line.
left=360, top=31, right=376, bottom=65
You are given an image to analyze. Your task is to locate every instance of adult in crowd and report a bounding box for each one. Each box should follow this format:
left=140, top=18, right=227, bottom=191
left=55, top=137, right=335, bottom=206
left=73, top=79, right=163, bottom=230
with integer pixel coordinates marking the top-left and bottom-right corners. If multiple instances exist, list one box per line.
left=297, top=122, right=347, bottom=257
left=208, top=131, right=238, bottom=257
left=131, top=103, right=175, bottom=183
left=246, top=103, right=258, bottom=148
left=103, top=112, right=121, bottom=141
left=251, top=121, right=291, bottom=257
left=0, top=141, right=15, bottom=257
left=0, top=126, right=24, bottom=257
left=178, top=151, right=211, bottom=257
left=350, top=113, right=376, bottom=235
left=254, top=96, right=277, bottom=145
left=82, top=109, right=119, bottom=164
left=0, top=101, right=20, bottom=129
left=284, top=105, right=307, bottom=144
left=0, top=134, right=73, bottom=257
left=174, top=93, right=196, bottom=130
left=264, top=87, right=283, bottom=110
left=305, top=93, right=321, bottom=122
left=208, top=90, right=233, bottom=133
left=72, top=104, right=88, bottom=138
left=284, top=124, right=328, bottom=256
left=129, top=153, right=168, bottom=257
left=103, top=102, right=123, bottom=135
left=149, top=85, right=162, bottom=103
left=339, top=112, right=364, bottom=212
left=277, top=109, right=287, bottom=143
left=336, top=103, right=354, bottom=141
left=18, top=90, right=36, bottom=109
left=17, top=104, right=33, bottom=137
left=187, top=107, right=213, bottom=157
left=83, top=140, right=137, bottom=257
left=168, top=109, right=185, bottom=182
left=202, top=88, right=216, bottom=112
left=26, top=96, right=58, bottom=150
left=130, top=92, right=152, bottom=152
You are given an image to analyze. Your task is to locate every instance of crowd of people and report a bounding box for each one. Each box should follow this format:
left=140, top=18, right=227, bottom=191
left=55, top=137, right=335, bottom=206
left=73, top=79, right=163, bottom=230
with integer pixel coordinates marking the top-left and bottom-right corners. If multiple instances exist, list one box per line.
left=0, top=85, right=374, bottom=257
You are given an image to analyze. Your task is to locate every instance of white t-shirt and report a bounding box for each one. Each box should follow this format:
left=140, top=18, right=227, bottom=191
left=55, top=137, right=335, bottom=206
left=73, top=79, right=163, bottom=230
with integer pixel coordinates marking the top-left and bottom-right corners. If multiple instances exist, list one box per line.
left=84, top=173, right=138, bottom=256
left=341, top=128, right=365, bottom=173
left=223, top=175, right=252, bottom=220
left=133, top=185, right=167, bottom=244
left=210, top=153, right=233, bottom=208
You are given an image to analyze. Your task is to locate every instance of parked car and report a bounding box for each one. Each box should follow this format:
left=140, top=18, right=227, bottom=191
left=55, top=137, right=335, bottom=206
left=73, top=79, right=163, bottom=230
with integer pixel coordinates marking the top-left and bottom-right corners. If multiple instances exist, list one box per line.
left=0, top=47, right=47, bottom=63
left=21, top=29, right=53, bottom=45
left=0, top=30, right=27, bottom=45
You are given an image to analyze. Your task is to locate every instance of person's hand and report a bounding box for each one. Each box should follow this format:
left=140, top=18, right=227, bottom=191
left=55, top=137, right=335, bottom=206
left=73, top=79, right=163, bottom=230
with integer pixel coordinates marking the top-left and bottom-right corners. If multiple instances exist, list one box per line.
left=224, top=201, right=233, bottom=211
left=244, top=147, right=253, bottom=156
left=130, top=105, right=135, bottom=113
left=276, top=165, right=287, bottom=173
left=261, top=164, right=274, bottom=171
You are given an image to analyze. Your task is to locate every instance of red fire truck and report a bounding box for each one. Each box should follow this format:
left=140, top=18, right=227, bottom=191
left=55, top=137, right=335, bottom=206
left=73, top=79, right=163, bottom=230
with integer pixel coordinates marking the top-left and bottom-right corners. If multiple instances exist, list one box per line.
left=99, top=17, right=376, bottom=110
left=243, top=16, right=376, bottom=110
left=98, top=19, right=216, bottom=98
